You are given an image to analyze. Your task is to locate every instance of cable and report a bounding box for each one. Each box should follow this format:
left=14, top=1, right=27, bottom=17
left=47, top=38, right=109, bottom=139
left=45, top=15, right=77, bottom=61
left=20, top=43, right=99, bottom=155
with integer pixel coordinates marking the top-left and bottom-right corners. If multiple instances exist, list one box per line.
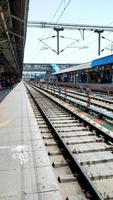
left=38, top=38, right=57, bottom=53
left=101, top=43, right=113, bottom=53
left=31, top=0, right=66, bottom=60
left=41, top=35, right=56, bottom=41
left=42, top=0, right=65, bottom=37
left=29, top=0, right=113, bottom=61
left=60, top=35, right=79, bottom=40
left=37, top=0, right=72, bottom=50
left=61, top=33, right=113, bottom=61
left=50, top=0, right=65, bottom=22
left=62, top=29, right=113, bottom=60
left=31, top=0, right=77, bottom=59
left=56, top=0, right=72, bottom=23
left=47, top=0, right=72, bottom=37
left=59, top=39, right=80, bottom=53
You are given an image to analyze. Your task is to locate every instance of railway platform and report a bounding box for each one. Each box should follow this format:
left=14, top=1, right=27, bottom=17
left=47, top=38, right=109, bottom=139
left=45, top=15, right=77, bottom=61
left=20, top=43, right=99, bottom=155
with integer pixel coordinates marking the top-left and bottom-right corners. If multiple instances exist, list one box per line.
left=0, top=82, right=62, bottom=200
left=0, top=89, right=11, bottom=103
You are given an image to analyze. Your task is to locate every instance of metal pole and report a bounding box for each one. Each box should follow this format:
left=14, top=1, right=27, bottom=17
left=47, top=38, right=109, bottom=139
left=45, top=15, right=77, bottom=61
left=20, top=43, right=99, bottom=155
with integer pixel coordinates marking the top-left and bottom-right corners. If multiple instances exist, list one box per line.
left=57, top=29, right=59, bottom=55
left=94, top=30, right=104, bottom=56
left=98, top=32, right=101, bottom=56
left=54, top=27, right=64, bottom=55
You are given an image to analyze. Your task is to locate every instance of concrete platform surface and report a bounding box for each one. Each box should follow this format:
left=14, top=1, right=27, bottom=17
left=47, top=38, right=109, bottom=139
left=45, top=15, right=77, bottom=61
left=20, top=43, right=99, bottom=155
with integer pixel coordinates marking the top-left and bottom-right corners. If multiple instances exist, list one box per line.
left=0, top=82, right=62, bottom=200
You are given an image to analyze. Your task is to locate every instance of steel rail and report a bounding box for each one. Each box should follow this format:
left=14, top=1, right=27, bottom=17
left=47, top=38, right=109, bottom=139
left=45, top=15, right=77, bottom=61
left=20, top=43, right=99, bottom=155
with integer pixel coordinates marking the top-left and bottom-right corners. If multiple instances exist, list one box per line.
left=36, top=84, right=113, bottom=121
left=48, top=86, right=113, bottom=109
left=26, top=83, right=104, bottom=200
left=64, top=88, right=113, bottom=104
left=30, top=83, right=113, bottom=144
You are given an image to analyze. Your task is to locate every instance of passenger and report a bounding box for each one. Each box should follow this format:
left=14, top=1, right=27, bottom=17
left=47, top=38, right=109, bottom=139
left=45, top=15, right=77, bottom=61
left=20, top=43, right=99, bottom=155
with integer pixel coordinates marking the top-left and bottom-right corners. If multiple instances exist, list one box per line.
left=1, top=80, right=5, bottom=89
left=0, top=82, right=2, bottom=90
left=10, top=78, right=14, bottom=89
left=6, top=79, right=11, bottom=89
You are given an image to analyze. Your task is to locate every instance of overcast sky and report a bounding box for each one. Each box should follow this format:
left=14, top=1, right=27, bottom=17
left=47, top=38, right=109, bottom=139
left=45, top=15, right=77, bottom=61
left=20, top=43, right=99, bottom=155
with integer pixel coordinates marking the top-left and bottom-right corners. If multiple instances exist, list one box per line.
left=24, top=0, right=113, bottom=64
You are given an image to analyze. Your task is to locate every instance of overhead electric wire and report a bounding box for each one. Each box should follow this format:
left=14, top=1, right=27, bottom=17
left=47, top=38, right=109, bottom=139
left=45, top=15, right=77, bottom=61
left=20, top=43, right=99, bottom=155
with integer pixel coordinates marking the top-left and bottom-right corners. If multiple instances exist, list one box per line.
left=31, top=0, right=113, bottom=61
left=44, top=0, right=72, bottom=39
left=59, top=39, right=80, bottom=53
left=60, top=35, right=79, bottom=40
left=41, top=0, right=65, bottom=38
left=32, top=0, right=73, bottom=60
left=101, top=43, right=112, bottom=53
left=60, top=24, right=113, bottom=60
left=50, top=0, right=65, bottom=22
left=56, top=0, right=72, bottom=23
left=41, top=35, right=56, bottom=40
left=37, top=38, right=57, bottom=53
left=61, top=33, right=113, bottom=62
left=38, top=0, right=72, bottom=55
left=31, top=0, right=67, bottom=59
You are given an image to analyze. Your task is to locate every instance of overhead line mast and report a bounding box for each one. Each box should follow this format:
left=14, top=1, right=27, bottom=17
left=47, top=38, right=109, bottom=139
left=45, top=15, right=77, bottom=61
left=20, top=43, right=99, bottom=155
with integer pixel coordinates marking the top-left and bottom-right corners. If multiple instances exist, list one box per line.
left=27, top=21, right=113, bottom=55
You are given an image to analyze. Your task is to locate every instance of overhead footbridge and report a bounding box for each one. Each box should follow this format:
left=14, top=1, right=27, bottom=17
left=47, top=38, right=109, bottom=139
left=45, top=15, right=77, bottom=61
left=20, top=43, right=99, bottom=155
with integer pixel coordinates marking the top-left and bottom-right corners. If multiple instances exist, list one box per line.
left=23, top=63, right=79, bottom=80
left=23, top=63, right=79, bottom=72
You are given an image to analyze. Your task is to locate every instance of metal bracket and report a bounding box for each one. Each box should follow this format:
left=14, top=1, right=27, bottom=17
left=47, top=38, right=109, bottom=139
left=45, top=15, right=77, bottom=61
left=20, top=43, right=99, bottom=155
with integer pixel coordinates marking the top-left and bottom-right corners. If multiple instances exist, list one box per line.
left=79, top=29, right=85, bottom=40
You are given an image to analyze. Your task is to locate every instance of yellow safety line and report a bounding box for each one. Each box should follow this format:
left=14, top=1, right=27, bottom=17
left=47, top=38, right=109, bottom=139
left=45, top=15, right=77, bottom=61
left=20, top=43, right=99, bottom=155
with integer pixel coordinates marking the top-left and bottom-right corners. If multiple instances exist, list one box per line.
left=0, top=119, right=11, bottom=127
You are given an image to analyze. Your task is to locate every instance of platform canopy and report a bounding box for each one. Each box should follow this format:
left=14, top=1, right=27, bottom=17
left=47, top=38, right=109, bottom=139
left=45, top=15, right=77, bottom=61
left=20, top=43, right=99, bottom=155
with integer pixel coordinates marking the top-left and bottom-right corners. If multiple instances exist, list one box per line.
left=0, top=0, right=29, bottom=77
left=91, top=54, right=113, bottom=67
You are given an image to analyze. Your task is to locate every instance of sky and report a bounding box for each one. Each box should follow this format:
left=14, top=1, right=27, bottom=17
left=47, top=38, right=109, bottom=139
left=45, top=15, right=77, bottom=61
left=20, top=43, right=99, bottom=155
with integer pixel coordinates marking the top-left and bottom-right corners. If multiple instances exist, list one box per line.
left=24, top=0, right=113, bottom=64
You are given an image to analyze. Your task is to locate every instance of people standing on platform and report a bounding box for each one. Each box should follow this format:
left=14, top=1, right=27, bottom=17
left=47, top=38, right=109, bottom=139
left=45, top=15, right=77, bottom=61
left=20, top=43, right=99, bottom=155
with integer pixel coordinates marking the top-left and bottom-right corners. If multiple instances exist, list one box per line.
left=6, top=79, right=11, bottom=89
left=0, top=82, right=2, bottom=90
left=6, top=78, right=14, bottom=89
left=10, top=78, right=14, bottom=89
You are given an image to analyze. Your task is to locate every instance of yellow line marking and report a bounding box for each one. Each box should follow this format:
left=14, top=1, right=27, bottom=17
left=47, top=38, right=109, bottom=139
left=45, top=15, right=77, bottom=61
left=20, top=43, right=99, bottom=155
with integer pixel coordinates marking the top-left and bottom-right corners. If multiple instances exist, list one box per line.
left=0, top=119, right=12, bottom=127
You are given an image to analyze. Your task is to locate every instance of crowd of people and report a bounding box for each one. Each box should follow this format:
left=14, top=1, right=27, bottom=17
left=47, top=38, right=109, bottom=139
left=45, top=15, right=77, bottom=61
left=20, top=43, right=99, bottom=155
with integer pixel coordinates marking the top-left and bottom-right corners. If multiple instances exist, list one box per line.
left=0, top=78, right=15, bottom=90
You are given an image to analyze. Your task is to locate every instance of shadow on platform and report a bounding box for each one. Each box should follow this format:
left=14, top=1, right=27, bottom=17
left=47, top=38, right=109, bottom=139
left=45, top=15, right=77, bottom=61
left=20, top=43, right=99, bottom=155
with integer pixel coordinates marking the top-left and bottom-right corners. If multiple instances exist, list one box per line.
left=0, top=89, right=12, bottom=103
left=0, top=84, right=18, bottom=103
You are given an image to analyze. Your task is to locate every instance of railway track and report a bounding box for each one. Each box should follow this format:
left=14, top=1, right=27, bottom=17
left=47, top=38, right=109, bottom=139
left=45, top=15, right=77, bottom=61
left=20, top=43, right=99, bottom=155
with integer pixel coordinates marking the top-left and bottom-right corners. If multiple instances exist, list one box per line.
left=27, top=88, right=87, bottom=200
left=31, top=82, right=113, bottom=103
left=32, top=83, right=113, bottom=122
left=26, top=83, right=113, bottom=200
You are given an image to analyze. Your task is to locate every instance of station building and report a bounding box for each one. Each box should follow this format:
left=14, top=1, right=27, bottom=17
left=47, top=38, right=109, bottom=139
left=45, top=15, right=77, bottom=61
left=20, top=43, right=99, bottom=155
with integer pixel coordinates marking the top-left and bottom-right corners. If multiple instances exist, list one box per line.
left=54, top=54, right=113, bottom=84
